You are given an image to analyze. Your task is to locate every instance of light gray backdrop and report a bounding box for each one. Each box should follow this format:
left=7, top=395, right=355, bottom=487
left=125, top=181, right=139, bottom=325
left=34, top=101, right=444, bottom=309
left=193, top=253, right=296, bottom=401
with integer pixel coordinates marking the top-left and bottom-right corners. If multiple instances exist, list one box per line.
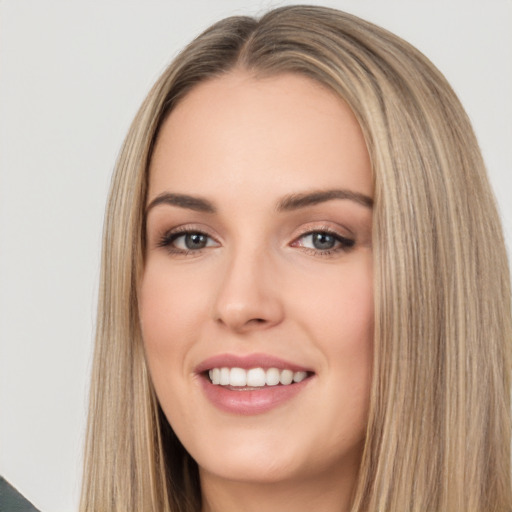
left=1, top=1, right=511, bottom=510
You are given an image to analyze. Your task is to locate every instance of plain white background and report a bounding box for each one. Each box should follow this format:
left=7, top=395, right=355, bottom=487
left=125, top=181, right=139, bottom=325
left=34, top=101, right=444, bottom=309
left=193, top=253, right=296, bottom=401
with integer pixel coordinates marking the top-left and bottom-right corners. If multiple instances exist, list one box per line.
left=0, top=1, right=510, bottom=510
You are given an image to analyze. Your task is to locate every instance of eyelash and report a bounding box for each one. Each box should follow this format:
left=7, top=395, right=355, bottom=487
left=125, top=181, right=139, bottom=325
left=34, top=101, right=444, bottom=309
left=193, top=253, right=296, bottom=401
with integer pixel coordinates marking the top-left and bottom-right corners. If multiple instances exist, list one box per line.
left=291, top=228, right=355, bottom=256
left=157, top=227, right=355, bottom=257
left=157, top=227, right=218, bottom=256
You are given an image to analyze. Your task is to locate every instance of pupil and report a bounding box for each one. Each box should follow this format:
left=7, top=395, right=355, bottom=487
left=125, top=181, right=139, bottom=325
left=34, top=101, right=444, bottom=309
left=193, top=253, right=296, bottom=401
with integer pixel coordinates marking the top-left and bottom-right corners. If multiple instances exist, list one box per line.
left=185, top=233, right=207, bottom=249
left=313, top=233, right=335, bottom=250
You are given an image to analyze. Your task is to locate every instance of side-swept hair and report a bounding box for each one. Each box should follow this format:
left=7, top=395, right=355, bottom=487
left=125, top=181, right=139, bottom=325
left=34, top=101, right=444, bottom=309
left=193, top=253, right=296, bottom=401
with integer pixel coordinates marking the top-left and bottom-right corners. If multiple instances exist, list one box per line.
left=81, top=6, right=512, bottom=511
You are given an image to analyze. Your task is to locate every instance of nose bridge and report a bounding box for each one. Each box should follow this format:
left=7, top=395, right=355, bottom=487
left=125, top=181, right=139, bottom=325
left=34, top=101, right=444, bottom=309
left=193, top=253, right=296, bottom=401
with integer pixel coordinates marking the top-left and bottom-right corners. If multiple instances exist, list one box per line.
left=213, top=239, right=283, bottom=331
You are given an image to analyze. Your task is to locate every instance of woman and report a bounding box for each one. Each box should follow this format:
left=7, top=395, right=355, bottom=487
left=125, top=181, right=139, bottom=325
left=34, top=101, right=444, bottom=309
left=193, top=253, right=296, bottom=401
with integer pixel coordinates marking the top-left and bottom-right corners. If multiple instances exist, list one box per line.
left=80, top=5, right=512, bottom=512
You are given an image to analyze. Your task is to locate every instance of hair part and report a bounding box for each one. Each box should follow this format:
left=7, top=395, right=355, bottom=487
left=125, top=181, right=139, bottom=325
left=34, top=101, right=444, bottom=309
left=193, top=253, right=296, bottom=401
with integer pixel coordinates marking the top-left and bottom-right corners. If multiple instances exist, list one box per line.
left=81, top=6, right=512, bottom=511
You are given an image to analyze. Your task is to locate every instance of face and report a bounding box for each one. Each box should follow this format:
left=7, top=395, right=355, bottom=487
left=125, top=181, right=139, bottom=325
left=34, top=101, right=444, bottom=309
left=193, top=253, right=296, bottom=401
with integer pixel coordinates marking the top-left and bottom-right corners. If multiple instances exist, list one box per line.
left=140, top=71, right=373, bottom=491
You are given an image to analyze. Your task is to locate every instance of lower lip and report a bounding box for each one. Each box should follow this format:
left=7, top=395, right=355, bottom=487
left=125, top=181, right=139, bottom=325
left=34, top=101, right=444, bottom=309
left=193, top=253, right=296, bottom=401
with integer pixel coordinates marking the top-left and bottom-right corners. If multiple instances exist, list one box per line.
left=199, top=376, right=312, bottom=415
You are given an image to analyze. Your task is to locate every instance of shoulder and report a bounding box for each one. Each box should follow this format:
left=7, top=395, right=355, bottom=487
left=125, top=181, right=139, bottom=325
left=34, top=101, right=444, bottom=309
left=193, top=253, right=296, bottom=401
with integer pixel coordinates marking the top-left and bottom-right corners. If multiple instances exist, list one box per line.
left=0, top=476, right=41, bottom=512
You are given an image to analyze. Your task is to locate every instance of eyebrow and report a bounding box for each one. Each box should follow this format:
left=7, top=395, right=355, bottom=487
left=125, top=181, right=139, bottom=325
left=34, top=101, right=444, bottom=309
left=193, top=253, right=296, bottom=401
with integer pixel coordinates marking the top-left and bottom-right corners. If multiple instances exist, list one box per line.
left=276, top=189, right=373, bottom=211
left=146, top=192, right=216, bottom=214
left=145, top=188, right=373, bottom=215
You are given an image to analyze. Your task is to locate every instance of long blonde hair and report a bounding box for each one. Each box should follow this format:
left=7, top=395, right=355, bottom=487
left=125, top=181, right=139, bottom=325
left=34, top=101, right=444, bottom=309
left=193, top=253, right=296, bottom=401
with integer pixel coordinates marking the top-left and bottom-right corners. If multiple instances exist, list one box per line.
left=80, top=6, right=512, bottom=511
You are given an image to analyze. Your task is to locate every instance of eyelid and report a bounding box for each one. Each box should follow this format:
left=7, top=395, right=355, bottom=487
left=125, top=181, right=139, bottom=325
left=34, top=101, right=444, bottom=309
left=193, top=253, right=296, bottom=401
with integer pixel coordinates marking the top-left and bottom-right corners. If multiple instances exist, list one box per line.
left=156, top=224, right=221, bottom=253
left=291, top=222, right=354, bottom=241
left=152, top=221, right=357, bottom=257
left=289, top=224, right=356, bottom=255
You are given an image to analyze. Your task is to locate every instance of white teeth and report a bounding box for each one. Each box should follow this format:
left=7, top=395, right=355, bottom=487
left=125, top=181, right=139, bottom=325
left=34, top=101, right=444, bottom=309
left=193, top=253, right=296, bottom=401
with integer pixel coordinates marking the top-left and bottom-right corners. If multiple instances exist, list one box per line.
left=220, top=367, right=230, bottom=385
left=293, top=371, right=307, bottom=383
left=209, top=368, right=220, bottom=385
left=208, top=367, right=310, bottom=387
left=246, top=368, right=266, bottom=387
left=230, top=367, right=247, bottom=386
left=266, top=368, right=280, bottom=386
left=280, top=369, right=294, bottom=385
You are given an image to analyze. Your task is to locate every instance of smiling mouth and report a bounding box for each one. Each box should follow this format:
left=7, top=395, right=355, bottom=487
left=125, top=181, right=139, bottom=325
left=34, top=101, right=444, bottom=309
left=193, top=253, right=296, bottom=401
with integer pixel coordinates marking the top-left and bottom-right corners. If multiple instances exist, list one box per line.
left=207, top=367, right=313, bottom=388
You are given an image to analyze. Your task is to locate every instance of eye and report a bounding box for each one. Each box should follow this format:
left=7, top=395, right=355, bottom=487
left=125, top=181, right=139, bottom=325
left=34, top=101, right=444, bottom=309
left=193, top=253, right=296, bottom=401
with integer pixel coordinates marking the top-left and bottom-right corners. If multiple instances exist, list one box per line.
left=158, top=230, right=219, bottom=254
left=292, top=230, right=355, bottom=254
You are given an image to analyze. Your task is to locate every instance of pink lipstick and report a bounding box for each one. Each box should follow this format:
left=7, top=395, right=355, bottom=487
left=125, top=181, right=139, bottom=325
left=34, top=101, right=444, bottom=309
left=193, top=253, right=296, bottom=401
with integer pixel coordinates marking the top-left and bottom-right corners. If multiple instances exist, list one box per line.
left=196, top=353, right=314, bottom=415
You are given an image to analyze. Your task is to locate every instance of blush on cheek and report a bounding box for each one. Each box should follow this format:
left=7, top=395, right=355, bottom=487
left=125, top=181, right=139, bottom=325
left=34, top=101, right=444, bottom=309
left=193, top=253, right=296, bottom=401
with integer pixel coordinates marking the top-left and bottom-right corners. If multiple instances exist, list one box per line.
left=139, top=268, right=208, bottom=366
left=139, top=279, right=173, bottom=357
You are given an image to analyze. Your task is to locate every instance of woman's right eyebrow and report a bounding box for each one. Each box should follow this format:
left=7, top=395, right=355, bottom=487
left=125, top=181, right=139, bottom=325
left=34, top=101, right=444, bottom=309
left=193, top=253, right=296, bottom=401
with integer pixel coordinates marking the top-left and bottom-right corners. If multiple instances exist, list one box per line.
left=145, top=192, right=216, bottom=214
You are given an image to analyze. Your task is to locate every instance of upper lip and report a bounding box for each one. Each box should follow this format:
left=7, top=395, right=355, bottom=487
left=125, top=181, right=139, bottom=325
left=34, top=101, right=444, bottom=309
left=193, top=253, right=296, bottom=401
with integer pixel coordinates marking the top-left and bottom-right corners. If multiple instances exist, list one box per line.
left=195, top=353, right=313, bottom=374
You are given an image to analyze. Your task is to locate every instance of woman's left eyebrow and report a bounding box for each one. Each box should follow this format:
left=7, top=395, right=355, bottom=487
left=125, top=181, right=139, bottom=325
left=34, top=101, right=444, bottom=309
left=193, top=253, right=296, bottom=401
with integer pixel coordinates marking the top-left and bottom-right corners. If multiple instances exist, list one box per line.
left=276, top=189, right=373, bottom=211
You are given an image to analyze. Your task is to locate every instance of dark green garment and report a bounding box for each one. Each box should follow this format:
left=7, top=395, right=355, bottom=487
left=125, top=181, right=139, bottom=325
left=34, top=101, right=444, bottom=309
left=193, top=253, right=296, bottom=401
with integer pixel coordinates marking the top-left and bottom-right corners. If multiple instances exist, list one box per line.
left=0, top=477, right=41, bottom=512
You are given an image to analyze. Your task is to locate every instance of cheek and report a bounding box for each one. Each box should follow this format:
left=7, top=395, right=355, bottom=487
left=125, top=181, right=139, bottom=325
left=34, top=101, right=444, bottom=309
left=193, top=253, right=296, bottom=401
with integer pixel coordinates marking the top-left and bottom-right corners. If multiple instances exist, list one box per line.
left=331, top=279, right=374, bottom=359
left=138, top=262, right=207, bottom=404
left=331, top=265, right=373, bottom=381
left=295, top=259, right=374, bottom=415
left=322, top=274, right=373, bottom=441
left=139, top=262, right=205, bottom=353
left=295, top=258, right=374, bottom=352
left=138, top=263, right=208, bottom=427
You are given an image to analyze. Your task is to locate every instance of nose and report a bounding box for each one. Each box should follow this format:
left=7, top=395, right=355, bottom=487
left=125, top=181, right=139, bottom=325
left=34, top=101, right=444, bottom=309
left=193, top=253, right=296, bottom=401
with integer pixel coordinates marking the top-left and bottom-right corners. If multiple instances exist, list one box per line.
left=212, top=246, right=284, bottom=333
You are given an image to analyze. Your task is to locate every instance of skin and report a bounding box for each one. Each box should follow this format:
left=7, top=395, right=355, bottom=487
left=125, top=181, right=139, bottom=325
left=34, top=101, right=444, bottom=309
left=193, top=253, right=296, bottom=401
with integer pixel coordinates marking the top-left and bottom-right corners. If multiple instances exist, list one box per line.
left=139, top=71, right=374, bottom=512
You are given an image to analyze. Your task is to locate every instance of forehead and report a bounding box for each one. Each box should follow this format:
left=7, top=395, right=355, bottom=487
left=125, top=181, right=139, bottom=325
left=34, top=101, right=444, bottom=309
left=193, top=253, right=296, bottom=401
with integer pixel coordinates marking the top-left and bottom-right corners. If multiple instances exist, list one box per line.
left=148, top=71, right=372, bottom=203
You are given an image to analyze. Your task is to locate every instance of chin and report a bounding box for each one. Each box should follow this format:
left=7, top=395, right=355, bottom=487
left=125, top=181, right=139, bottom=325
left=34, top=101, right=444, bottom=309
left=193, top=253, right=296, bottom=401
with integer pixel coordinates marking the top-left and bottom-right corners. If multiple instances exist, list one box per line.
left=197, top=450, right=308, bottom=485
left=187, top=425, right=365, bottom=487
